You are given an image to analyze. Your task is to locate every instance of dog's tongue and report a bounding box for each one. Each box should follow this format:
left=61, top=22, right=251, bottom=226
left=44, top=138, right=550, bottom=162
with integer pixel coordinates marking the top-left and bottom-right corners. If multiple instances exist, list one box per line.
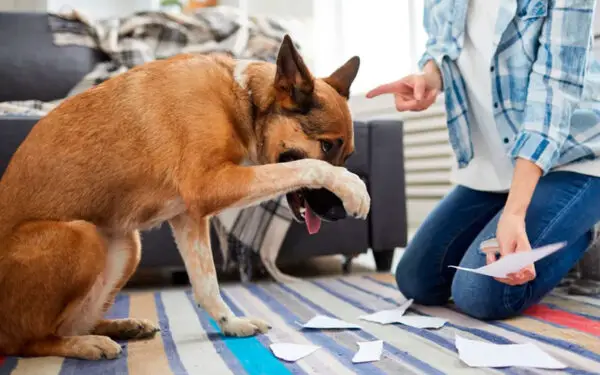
left=305, top=206, right=322, bottom=235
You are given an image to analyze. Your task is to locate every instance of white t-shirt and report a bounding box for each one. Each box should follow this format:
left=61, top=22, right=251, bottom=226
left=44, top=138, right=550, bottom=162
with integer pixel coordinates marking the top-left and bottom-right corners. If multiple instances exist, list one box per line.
left=452, top=0, right=600, bottom=193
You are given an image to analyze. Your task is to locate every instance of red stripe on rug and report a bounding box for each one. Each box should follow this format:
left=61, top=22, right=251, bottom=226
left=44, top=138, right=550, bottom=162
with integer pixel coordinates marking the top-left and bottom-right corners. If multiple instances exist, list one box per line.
left=525, top=304, right=600, bottom=336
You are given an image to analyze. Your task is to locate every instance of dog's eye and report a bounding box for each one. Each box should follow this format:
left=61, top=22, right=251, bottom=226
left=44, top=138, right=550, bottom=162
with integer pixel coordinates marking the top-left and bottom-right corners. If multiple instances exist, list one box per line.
left=321, top=140, right=334, bottom=154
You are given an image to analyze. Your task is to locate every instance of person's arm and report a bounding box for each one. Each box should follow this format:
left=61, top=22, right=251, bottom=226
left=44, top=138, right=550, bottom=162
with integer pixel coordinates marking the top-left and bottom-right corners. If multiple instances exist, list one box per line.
left=509, top=0, right=596, bottom=174
left=416, top=1, right=457, bottom=78
left=505, top=159, right=543, bottom=217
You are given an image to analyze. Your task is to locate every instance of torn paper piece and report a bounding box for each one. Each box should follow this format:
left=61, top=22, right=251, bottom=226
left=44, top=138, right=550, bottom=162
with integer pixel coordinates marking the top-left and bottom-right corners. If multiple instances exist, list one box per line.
left=352, top=340, right=384, bottom=363
left=449, top=242, right=566, bottom=278
left=394, top=316, right=446, bottom=329
left=302, top=315, right=362, bottom=330
left=270, top=343, right=320, bottom=362
left=455, top=335, right=566, bottom=369
left=359, top=299, right=413, bottom=324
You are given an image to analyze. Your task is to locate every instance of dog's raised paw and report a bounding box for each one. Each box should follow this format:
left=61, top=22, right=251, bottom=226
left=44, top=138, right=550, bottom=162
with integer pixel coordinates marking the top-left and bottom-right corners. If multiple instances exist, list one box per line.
left=331, top=169, right=370, bottom=220
left=220, top=317, right=271, bottom=337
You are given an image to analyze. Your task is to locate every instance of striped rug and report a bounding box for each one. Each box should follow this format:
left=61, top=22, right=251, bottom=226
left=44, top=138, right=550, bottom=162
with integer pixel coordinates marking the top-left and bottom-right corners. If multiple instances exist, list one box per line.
left=2, top=274, right=600, bottom=374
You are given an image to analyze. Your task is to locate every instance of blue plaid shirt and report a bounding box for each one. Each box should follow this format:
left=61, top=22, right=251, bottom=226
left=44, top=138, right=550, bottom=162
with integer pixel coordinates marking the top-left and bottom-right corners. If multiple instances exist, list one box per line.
left=420, top=0, right=600, bottom=174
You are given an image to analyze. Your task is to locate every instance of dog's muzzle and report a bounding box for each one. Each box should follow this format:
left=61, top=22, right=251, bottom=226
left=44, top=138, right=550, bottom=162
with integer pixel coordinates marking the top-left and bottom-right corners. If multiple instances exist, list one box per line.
left=278, top=150, right=348, bottom=235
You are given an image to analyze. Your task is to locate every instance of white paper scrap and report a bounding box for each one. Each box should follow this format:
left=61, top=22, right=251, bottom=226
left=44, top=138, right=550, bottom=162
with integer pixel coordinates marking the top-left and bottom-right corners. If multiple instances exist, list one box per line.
left=359, top=299, right=413, bottom=324
left=393, top=316, right=447, bottom=329
left=352, top=340, right=384, bottom=363
left=302, top=315, right=362, bottom=330
left=449, top=242, right=566, bottom=278
left=270, top=343, right=320, bottom=362
left=455, top=335, right=567, bottom=369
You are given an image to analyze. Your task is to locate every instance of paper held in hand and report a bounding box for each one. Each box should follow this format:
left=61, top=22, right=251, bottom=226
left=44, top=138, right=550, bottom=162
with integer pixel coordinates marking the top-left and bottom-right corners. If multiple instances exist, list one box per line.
left=449, top=242, right=566, bottom=278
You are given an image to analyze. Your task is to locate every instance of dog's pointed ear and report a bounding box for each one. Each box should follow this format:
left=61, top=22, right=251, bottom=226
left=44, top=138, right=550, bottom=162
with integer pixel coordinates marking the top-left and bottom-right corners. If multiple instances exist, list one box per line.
left=274, top=34, right=315, bottom=112
left=324, top=56, right=360, bottom=99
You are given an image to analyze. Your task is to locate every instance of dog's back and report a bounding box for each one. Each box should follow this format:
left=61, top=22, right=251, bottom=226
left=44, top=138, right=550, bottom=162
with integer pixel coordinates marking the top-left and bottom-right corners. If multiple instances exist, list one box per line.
left=0, top=54, right=253, bottom=235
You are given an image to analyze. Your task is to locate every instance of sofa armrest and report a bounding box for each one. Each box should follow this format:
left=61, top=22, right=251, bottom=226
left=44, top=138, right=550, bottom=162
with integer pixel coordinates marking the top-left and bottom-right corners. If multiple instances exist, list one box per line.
left=0, top=116, right=40, bottom=177
left=367, top=119, right=408, bottom=250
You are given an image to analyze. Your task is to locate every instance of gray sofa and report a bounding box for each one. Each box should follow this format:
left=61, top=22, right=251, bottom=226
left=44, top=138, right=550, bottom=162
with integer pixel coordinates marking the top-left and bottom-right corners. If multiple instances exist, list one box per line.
left=0, top=12, right=408, bottom=279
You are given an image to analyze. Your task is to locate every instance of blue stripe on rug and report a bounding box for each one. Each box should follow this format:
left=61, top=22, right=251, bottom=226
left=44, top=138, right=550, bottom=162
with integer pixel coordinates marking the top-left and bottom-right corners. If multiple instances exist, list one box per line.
left=549, top=292, right=600, bottom=310
left=219, top=290, right=308, bottom=375
left=155, top=292, right=188, bottom=375
left=246, top=283, right=389, bottom=375
left=183, top=291, right=247, bottom=375
left=184, top=291, right=290, bottom=375
left=0, top=357, right=18, bottom=375
left=272, top=283, right=444, bottom=375
left=364, top=276, right=600, bottom=370
left=58, top=294, right=130, bottom=375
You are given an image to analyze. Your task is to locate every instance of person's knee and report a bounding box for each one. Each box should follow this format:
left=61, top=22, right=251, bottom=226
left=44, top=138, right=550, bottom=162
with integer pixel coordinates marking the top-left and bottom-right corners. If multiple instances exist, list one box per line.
left=395, top=258, right=449, bottom=306
left=451, top=272, right=520, bottom=320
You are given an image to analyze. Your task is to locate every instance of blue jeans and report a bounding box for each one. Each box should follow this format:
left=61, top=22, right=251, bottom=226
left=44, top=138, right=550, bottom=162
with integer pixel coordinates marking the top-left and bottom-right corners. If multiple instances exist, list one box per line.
left=395, top=171, right=600, bottom=320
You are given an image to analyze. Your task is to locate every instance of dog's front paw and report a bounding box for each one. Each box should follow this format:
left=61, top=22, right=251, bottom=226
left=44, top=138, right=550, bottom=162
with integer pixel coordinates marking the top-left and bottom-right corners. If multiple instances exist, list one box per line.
left=330, top=168, right=370, bottom=219
left=74, top=335, right=123, bottom=360
left=219, top=316, right=271, bottom=337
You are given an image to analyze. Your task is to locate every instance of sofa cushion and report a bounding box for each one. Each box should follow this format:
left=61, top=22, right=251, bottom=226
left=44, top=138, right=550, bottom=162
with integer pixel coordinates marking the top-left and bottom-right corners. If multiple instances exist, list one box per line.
left=345, top=121, right=369, bottom=176
left=0, top=13, right=107, bottom=102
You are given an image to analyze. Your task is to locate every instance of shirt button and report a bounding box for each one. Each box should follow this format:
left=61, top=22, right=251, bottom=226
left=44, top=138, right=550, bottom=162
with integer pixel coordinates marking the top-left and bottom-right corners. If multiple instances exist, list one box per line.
left=494, top=102, right=499, bottom=109
left=503, top=137, right=510, bottom=144
left=490, top=66, right=495, bottom=72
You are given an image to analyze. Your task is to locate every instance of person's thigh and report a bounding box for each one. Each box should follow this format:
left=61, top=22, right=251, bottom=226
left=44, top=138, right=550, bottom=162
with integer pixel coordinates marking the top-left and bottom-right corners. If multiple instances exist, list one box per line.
left=395, top=185, right=506, bottom=305
left=451, top=172, right=600, bottom=320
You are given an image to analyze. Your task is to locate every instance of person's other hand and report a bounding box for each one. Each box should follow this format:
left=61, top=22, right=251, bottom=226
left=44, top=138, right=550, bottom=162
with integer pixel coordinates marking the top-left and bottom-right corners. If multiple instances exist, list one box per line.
left=488, top=213, right=536, bottom=286
left=366, top=68, right=441, bottom=112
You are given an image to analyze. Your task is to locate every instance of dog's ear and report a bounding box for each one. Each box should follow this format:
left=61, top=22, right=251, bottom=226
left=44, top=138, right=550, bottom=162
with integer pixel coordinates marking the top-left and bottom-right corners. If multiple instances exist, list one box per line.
left=324, top=56, right=360, bottom=99
left=274, top=34, right=315, bottom=112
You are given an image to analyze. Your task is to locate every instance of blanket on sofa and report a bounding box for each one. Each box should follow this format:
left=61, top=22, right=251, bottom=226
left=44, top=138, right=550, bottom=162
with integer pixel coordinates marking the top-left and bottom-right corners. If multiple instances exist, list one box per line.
left=0, top=7, right=300, bottom=283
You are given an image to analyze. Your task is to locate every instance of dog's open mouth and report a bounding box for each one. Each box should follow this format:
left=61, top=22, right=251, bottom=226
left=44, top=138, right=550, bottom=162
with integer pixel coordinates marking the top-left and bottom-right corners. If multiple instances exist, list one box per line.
left=278, top=150, right=347, bottom=235
left=286, top=189, right=322, bottom=235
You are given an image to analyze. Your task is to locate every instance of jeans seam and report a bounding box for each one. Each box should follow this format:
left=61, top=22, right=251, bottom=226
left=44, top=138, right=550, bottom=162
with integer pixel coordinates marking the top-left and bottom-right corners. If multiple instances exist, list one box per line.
left=502, top=178, right=594, bottom=314
left=532, top=178, right=593, bottom=248
left=439, top=203, right=504, bottom=281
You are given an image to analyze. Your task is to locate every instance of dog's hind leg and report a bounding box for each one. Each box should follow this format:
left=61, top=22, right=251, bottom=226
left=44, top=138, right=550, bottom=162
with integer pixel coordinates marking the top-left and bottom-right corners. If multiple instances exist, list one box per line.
left=0, top=220, right=122, bottom=359
left=169, top=214, right=271, bottom=337
left=91, top=231, right=160, bottom=341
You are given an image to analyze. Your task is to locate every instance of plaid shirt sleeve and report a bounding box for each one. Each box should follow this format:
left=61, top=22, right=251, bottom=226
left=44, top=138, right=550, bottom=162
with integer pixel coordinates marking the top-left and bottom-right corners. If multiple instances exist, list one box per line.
left=417, top=0, right=463, bottom=72
left=509, top=0, right=596, bottom=174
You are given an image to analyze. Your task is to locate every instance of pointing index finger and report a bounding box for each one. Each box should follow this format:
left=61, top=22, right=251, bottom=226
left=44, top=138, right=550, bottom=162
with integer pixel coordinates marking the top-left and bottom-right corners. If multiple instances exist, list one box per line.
left=366, top=80, right=404, bottom=98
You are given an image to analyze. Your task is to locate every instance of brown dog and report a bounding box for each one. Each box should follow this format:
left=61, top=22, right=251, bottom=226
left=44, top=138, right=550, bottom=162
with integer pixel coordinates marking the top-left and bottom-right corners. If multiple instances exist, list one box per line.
left=0, top=35, right=369, bottom=360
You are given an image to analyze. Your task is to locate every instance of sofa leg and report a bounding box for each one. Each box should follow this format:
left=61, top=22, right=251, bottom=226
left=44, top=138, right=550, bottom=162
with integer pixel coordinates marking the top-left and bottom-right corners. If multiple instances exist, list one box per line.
left=373, top=249, right=395, bottom=272
left=342, top=256, right=353, bottom=274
